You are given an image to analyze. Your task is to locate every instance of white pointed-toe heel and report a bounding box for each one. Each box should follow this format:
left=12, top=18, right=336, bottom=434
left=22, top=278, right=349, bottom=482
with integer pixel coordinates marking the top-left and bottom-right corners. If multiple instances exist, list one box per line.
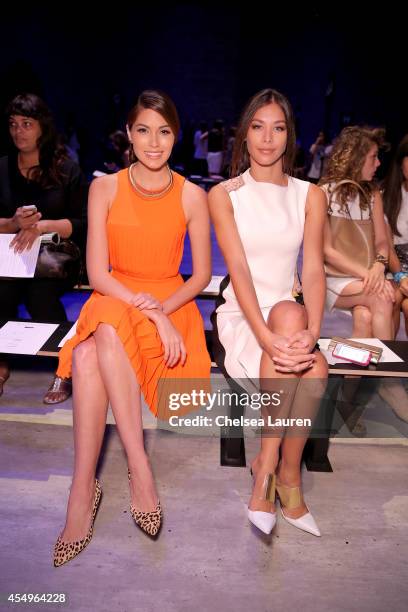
left=276, top=481, right=321, bottom=537
left=247, top=507, right=277, bottom=534
left=247, top=472, right=277, bottom=535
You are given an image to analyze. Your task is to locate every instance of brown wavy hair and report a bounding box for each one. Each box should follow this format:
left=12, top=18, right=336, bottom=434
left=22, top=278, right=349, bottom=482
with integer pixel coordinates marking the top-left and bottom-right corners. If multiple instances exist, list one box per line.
left=383, top=134, right=408, bottom=236
left=127, top=90, right=180, bottom=164
left=230, top=88, right=296, bottom=177
left=319, top=126, right=388, bottom=214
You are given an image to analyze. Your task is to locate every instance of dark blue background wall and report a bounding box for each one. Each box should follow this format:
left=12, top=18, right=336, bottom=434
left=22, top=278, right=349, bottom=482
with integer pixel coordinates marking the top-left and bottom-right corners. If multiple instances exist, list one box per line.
left=0, top=4, right=406, bottom=168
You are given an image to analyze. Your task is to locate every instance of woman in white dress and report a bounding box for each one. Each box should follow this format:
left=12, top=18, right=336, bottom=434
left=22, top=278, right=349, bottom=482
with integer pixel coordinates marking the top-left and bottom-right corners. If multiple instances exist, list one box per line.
left=209, top=89, right=328, bottom=537
left=320, top=127, right=408, bottom=431
left=321, top=126, right=396, bottom=338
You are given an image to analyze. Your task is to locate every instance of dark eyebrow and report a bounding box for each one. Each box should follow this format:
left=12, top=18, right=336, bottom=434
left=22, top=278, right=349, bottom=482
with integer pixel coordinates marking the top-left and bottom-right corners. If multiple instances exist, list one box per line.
left=250, top=119, right=286, bottom=124
left=134, top=123, right=170, bottom=129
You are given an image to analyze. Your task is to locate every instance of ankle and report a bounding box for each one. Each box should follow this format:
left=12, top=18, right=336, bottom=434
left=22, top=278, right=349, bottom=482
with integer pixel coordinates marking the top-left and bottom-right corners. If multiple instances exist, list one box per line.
left=70, top=476, right=96, bottom=496
left=128, top=452, right=149, bottom=472
left=255, top=454, right=279, bottom=475
left=277, top=462, right=301, bottom=486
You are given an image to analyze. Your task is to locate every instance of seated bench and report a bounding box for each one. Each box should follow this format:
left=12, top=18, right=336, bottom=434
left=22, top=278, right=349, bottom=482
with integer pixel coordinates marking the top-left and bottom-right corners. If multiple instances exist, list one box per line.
left=2, top=314, right=407, bottom=473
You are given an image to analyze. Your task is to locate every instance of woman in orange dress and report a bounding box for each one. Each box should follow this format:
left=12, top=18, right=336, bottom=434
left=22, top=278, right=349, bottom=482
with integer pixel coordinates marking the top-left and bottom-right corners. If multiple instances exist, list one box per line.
left=53, top=90, right=211, bottom=566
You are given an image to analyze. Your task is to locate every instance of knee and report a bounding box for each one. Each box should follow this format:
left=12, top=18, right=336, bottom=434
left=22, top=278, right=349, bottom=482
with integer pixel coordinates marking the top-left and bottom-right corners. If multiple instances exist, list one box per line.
left=94, top=322, right=121, bottom=351
left=370, top=295, right=393, bottom=314
left=72, top=338, right=97, bottom=373
left=353, top=306, right=372, bottom=326
left=267, top=301, right=307, bottom=335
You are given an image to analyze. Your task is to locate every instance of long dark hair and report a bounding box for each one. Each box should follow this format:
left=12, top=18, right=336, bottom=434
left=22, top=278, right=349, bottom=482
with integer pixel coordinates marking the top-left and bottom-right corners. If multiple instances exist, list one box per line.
left=383, top=134, right=408, bottom=236
left=6, top=93, right=68, bottom=187
left=127, top=90, right=180, bottom=164
left=230, top=88, right=296, bottom=177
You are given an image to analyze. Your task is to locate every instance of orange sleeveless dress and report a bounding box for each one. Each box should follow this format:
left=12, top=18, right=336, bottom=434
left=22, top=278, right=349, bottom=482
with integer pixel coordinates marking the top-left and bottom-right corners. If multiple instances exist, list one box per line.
left=56, top=168, right=211, bottom=416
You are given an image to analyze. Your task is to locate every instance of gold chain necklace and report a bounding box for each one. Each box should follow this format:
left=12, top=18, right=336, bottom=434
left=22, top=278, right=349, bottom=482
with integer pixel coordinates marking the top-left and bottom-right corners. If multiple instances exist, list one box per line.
left=128, top=163, right=173, bottom=198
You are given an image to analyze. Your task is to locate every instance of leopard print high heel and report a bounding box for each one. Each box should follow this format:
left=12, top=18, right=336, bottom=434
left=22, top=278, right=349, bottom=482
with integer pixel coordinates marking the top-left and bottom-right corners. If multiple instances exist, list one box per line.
left=128, top=469, right=162, bottom=537
left=53, top=478, right=102, bottom=567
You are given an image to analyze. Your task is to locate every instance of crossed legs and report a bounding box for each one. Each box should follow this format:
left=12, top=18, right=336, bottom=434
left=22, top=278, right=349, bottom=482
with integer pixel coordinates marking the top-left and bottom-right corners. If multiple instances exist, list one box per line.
left=60, top=323, right=158, bottom=543
left=249, top=301, right=328, bottom=520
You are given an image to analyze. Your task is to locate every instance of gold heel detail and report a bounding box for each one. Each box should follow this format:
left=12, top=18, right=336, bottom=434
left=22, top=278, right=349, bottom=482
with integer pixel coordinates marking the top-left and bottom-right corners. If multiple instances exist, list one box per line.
left=276, top=481, right=303, bottom=510
left=53, top=478, right=102, bottom=567
left=275, top=480, right=321, bottom=536
left=259, top=473, right=276, bottom=503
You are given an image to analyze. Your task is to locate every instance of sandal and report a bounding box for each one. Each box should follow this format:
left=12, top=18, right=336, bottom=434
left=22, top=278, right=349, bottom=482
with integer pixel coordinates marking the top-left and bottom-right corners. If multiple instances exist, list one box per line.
left=43, top=375, right=72, bottom=404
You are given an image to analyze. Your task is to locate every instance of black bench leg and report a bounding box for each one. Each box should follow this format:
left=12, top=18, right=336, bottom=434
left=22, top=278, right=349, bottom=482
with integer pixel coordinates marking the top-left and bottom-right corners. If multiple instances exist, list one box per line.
left=219, top=386, right=246, bottom=467
left=303, top=437, right=333, bottom=472
left=220, top=432, right=246, bottom=467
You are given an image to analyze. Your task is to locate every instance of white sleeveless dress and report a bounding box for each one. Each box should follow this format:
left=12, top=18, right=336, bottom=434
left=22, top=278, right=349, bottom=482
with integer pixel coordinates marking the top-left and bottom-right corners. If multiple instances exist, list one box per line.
left=213, top=168, right=310, bottom=380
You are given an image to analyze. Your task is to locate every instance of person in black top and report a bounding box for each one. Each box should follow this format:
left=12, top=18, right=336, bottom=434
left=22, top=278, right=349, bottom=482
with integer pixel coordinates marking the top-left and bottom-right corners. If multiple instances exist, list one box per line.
left=0, top=93, right=88, bottom=400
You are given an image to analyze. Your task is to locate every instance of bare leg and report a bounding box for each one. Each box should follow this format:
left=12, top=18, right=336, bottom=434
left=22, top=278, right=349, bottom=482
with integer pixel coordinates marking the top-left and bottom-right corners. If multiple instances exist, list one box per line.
left=335, top=306, right=371, bottom=433
left=393, top=289, right=403, bottom=338
left=250, top=301, right=313, bottom=513
left=335, top=282, right=396, bottom=433
left=351, top=305, right=372, bottom=337
left=334, top=280, right=394, bottom=340
left=278, top=352, right=328, bottom=518
left=93, top=323, right=158, bottom=512
left=60, top=337, right=109, bottom=541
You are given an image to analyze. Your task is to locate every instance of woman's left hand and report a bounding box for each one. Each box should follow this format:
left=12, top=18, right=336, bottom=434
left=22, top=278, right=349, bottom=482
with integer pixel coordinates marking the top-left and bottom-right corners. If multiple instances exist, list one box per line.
left=286, top=330, right=317, bottom=353
left=9, top=225, right=42, bottom=253
left=130, top=292, right=162, bottom=311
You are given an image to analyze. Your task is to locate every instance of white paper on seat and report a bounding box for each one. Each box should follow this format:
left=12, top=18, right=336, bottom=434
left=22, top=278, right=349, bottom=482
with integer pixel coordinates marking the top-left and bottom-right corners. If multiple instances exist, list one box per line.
left=318, top=338, right=403, bottom=365
left=0, top=321, right=59, bottom=354
left=0, top=234, right=41, bottom=278
left=58, top=322, right=78, bottom=347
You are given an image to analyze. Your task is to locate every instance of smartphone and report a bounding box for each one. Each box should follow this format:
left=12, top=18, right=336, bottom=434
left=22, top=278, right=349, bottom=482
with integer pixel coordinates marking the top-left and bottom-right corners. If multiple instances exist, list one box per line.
left=21, top=204, right=37, bottom=213
left=332, top=343, right=371, bottom=366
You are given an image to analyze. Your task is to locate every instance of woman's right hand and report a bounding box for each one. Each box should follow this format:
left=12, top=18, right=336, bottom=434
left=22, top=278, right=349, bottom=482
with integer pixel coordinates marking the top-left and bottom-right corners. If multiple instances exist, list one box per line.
left=146, top=310, right=187, bottom=367
left=260, top=331, right=316, bottom=373
left=362, top=266, right=394, bottom=301
left=130, top=292, right=162, bottom=311
left=13, top=207, right=42, bottom=230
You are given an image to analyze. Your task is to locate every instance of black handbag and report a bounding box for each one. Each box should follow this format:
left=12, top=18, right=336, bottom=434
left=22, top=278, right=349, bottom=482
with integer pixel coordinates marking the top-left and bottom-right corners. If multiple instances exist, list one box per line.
left=34, top=234, right=83, bottom=286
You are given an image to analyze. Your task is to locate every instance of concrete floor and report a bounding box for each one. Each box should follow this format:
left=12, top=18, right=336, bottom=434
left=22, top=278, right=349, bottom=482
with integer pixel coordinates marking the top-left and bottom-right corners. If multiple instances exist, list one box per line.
left=2, top=235, right=408, bottom=611
left=1, top=365, right=408, bottom=612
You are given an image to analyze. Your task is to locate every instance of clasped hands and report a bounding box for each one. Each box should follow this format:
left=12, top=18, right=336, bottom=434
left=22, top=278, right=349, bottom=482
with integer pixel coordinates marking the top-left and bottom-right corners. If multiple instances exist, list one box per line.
left=263, top=329, right=317, bottom=373
left=129, top=293, right=186, bottom=367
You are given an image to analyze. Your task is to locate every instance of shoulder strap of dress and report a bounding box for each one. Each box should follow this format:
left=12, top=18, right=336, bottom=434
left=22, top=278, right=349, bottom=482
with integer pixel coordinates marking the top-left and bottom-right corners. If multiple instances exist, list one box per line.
left=220, top=175, right=244, bottom=193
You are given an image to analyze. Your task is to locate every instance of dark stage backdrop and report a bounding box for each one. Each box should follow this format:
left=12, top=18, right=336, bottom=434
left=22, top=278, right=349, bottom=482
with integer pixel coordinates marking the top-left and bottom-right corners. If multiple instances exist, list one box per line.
left=0, top=4, right=406, bottom=171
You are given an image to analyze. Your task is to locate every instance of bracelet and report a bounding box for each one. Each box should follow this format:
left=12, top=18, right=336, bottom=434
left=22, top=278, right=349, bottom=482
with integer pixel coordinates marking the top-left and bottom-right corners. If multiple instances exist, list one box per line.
left=374, top=254, right=389, bottom=267
left=393, top=271, right=408, bottom=284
